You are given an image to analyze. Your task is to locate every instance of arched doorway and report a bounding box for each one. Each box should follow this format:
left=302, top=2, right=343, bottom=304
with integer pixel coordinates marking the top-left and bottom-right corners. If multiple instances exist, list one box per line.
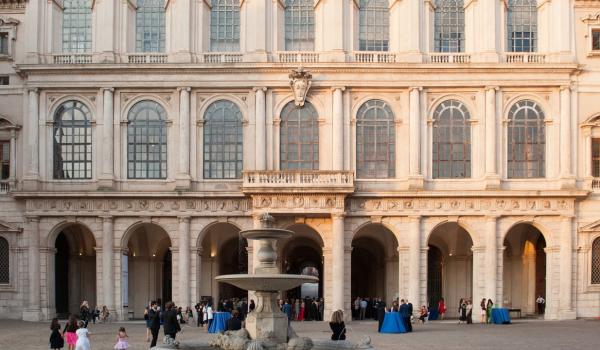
left=124, top=223, right=171, bottom=318
left=427, top=222, right=473, bottom=318
left=279, top=224, right=324, bottom=301
left=53, top=224, right=96, bottom=318
left=198, top=223, right=246, bottom=305
left=351, top=224, right=399, bottom=308
left=503, top=223, right=546, bottom=316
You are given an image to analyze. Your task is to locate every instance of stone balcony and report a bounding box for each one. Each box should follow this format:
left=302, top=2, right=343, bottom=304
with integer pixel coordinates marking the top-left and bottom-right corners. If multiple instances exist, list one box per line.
left=242, top=170, right=354, bottom=194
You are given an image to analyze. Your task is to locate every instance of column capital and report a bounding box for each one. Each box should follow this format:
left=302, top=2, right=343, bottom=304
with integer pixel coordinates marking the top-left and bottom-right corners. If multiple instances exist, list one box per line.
left=331, top=213, right=345, bottom=220
left=485, top=215, right=500, bottom=221
left=409, top=86, right=423, bottom=92
left=407, top=215, right=421, bottom=222
left=331, top=86, right=346, bottom=92
left=99, top=215, right=113, bottom=222
left=25, top=215, right=40, bottom=223
left=471, top=245, right=487, bottom=253
left=26, top=87, right=39, bottom=94
left=559, top=85, right=572, bottom=93
left=253, top=87, right=268, bottom=92
left=100, top=87, right=114, bottom=93
left=177, top=87, right=192, bottom=93
left=485, top=86, right=500, bottom=92
left=561, top=215, right=575, bottom=222
left=178, top=216, right=192, bottom=223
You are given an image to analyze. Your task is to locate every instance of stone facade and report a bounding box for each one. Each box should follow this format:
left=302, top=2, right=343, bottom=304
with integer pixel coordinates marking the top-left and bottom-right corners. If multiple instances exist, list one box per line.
left=1, top=0, right=600, bottom=322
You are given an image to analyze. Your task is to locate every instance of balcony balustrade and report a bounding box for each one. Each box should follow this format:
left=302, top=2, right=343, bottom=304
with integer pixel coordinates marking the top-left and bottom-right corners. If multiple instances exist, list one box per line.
left=276, top=51, right=320, bottom=63
left=52, top=53, right=93, bottom=64
left=0, top=180, right=14, bottom=194
left=428, top=53, right=471, bottom=64
left=127, top=53, right=168, bottom=64
left=352, top=51, right=396, bottom=63
left=242, top=170, right=354, bottom=193
left=505, top=52, right=546, bottom=63
left=201, top=52, right=243, bottom=63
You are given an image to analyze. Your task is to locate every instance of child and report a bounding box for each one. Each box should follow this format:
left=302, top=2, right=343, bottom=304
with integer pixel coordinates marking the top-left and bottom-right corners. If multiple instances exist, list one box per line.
left=114, top=327, right=129, bottom=350
left=49, top=318, right=64, bottom=350
left=75, top=320, right=90, bottom=350
left=63, top=315, right=78, bottom=350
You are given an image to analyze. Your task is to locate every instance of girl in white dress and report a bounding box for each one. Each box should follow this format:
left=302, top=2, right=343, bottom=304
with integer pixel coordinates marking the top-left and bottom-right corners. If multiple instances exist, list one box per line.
left=75, top=320, right=91, bottom=350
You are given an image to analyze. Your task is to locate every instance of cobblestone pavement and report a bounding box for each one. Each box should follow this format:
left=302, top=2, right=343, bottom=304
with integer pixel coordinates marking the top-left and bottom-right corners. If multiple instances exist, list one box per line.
left=2, top=318, right=600, bottom=350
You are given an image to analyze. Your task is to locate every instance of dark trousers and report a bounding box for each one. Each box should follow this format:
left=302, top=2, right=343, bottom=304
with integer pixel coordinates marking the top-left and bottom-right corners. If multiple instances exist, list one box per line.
left=150, top=328, right=159, bottom=348
left=404, top=317, right=412, bottom=332
left=378, top=318, right=384, bottom=332
left=166, top=332, right=176, bottom=340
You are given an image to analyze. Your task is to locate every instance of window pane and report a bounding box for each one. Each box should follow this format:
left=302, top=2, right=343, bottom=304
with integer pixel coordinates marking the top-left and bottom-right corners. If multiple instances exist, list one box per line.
left=203, top=100, right=243, bottom=179
left=593, top=238, right=600, bottom=284
left=359, top=0, right=389, bottom=51
left=285, top=0, right=315, bottom=51
left=593, top=31, right=600, bottom=51
left=127, top=100, right=167, bottom=179
left=507, top=0, right=537, bottom=52
left=136, top=0, right=166, bottom=52
left=62, top=0, right=92, bottom=53
left=356, top=99, right=395, bottom=178
left=280, top=101, right=319, bottom=170
left=432, top=100, right=471, bottom=178
left=53, top=101, right=92, bottom=179
left=211, top=0, right=241, bottom=51
left=434, top=0, right=465, bottom=53
left=507, top=100, right=545, bottom=178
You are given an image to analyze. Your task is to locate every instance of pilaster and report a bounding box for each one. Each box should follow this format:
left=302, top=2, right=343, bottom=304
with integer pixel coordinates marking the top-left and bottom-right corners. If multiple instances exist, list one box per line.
left=407, top=215, right=421, bottom=311
left=166, top=0, right=195, bottom=63
left=485, top=86, right=501, bottom=188
left=559, top=216, right=576, bottom=319
left=23, top=216, right=42, bottom=321
left=99, top=88, right=115, bottom=189
left=254, top=87, right=267, bottom=170
left=178, top=216, right=191, bottom=308
left=23, top=88, right=39, bottom=190
left=92, top=0, right=118, bottom=63
left=408, top=87, right=423, bottom=189
left=332, top=87, right=345, bottom=171
left=101, top=216, right=115, bottom=315
left=176, top=87, right=192, bottom=190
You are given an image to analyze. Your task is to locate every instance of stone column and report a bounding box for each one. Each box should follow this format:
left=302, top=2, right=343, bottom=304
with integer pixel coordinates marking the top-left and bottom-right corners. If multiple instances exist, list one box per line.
left=560, top=86, right=574, bottom=185
left=332, top=87, right=345, bottom=170
left=485, top=87, right=500, bottom=188
left=23, top=216, right=42, bottom=321
left=408, top=87, right=423, bottom=188
left=26, top=89, right=39, bottom=179
left=559, top=216, right=576, bottom=319
left=583, top=126, right=593, bottom=181
left=101, top=216, right=115, bottom=313
left=408, top=216, right=421, bottom=311
left=8, top=129, right=17, bottom=184
left=196, top=248, right=203, bottom=302
left=176, top=88, right=191, bottom=189
left=485, top=216, right=498, bottom=302
left=471, top=245, right=486, bottom=322
left=331, top=214, right=345, bottom=312
left=99, top=88, right=114, bottom=188
left=255, top=87, right=267, bottom=170
left=179, top=216, right=191, bottom=308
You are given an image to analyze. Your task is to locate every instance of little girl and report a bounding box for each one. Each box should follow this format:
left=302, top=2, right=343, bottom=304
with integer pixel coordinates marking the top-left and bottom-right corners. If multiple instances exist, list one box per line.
left=114, top=327, right=129, bottom=350
left=63, top=315, right=78, bottom=350
left=49, top=318, right=64, bottom=350
left=75, top=320, right=91, bottom=350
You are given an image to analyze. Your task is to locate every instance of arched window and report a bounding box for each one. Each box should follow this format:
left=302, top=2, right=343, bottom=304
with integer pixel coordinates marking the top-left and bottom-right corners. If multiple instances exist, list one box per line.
left=53, top=100, right=92, bottom=179
left=136, top=0, right=166, bottom=52
left=356, top=99, right=395, bottom=178
left=62, top=0, right=92, bottom=53
left=507, top=100, right=545, bottom=178
left=280, top=101, right=319, bottom=170
left=0, top=237, right=8, bottom=284
left=203, top=100, right=243, bottom=179
left=432, top=99, right=471, bottom=178
left=507, top=0, right=537, bottom=52
left=285, top=0, right=315, bottom=51
left=210, top=0, right=240, bottom=52
left=593, top=237, right=600, bottom=284
left=434, top=0, right=465, bottom=53
left=127, top=100, right=167, bottom=179
left=359, top=0, right=389, bottom=51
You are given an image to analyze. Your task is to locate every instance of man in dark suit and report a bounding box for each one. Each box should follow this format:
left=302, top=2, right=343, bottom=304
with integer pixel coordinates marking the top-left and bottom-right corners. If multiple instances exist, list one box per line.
left=406, top=300, right=413, bottom=332
left=227, top=310, right=243, bottom=331
left=399, top=299, right=410, bottom=332
left=376, top=299, right=386, bottom=332
left=282, top=299, right=293, bottom=324
left=148, top=301, right=161, bottom=348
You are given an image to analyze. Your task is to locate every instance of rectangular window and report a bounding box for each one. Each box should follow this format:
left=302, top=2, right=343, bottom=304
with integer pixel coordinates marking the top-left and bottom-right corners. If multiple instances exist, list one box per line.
left=0, top=142, right=9, bottom=180
left=593, top=30, right=600, bottom=51
left=0, top=76, right=8, bottom=85
left=0, top=32, right=8, bottom=55
left=593, top=138, right=600, bottom=177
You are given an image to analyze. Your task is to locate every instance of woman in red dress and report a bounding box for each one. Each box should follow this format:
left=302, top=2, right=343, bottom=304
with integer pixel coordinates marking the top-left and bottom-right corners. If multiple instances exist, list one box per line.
left=298, top=301, right=305, bottom=321
left=438, top=298, right=446, bottom=320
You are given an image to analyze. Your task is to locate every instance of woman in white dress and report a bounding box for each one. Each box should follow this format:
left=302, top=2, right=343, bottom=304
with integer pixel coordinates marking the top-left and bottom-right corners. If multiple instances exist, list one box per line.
left=75, top=320, right=91, bottom=350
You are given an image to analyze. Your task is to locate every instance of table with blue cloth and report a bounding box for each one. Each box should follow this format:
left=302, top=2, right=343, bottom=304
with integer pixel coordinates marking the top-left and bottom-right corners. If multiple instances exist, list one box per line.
left=491, top=308, right=511, bottom=324
left=428, top=308, right=439, bottom=321
left=379, top=312, right=407, bottom=333
left=208, top=312, right=232, bottom=333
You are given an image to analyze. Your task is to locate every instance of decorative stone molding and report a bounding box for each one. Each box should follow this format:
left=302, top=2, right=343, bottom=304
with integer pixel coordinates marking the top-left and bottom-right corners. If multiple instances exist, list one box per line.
left=289, top=67, right=312, bottom=107
left=251, top=194, right=345, bottom=213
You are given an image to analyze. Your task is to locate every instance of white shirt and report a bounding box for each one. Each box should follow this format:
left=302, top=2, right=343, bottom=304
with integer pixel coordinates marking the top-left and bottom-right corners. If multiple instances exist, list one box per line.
left=360, top=300, right=367, bottom=309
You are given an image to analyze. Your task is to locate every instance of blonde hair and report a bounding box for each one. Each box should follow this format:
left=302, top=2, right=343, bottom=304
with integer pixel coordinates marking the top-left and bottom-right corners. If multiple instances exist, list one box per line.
left=330, top=310, right=344, bottom=323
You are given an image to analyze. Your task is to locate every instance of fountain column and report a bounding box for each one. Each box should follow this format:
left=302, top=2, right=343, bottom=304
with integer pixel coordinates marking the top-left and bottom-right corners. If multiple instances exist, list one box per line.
left=331, top=214, right=345, bottom=313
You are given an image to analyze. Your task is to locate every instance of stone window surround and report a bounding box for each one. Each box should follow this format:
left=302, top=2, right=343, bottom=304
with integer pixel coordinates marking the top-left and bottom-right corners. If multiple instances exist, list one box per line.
left=0, top=16, right=19, bottom=60
left=0, top=222, right=22, bottom=293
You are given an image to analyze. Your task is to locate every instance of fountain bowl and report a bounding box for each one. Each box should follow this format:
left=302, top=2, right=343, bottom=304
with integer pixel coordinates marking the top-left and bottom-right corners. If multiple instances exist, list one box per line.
left=215, top=274, right=318, bottom=292
left=241, top=228, right=294, bottom=241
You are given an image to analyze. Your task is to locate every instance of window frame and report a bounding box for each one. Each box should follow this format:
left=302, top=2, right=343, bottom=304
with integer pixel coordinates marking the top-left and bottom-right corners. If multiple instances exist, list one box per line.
left=52, top=100, right=93, bottom=180
left=0, top=141, right=9, bottom=180
left=506, top=0, right=538, bottom=53
left=355, top=99, right=396, bottom=179
left=284, top=0, right=315, bottom=51
left=358, top=0, right=390, bottom=52
left=592, top=236, right=600, bottom=285
left=433, top=0, right=465, bottom=53
left=0, top=17, right=18, bottom=60
left=506, top=99, right=546, bottom=179
left=279, top=100, right=319, bottom=170
left=135, top=0, right=166, bottom=53
left=62, top=0, right=93, bottom=53
left=0, top=236, right=8, bottom=285
left=431, top=99, right=472, bottom=179
left=210, top=0, right=241, bottom=52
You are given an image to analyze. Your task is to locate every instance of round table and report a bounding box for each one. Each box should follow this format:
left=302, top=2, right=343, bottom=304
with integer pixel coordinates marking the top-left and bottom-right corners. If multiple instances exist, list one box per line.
left=208, top=312, right=232, bottom=333
left=379, top=312, right=407, bottom=333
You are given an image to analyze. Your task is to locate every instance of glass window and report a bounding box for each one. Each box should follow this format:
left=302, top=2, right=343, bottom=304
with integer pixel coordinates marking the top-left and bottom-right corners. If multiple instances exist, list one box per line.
left=0, top=237, right=8, bottom=284
left=210, top=0, right=240, bottom=52
left=136, top=0, right=166, bottom=52
left=285, top=0, right=315, bottom=51
left=203, top=100, right=243, bottom=179
left=593, top=237, right=600, bottom=284
left=359, top=0, right=389, bottom=51
left=0, top=32, right=8, bottom=55
left=434, top=0, right=465, bottom=53
left=432, top=99, right=471, bottom=178
left=593, top=30, right=600, bottom=51
left=127, top=100, right=167, bottom=179
left=53, top=100, right=92, bottom=179
left=280, top=101, right=319, bottom=170
left=507, top=100, right=545, bottom=178
left=507, top=0, right=537, bottom=52
left=62, top=0, right=92, bottom=53
left=356, top=99, right=395, bottom=178
left=0, top=142, right=9, bottom=180
left=0, top=76, right=8, bottom=85
left=593, top=138, right=600, bottom=178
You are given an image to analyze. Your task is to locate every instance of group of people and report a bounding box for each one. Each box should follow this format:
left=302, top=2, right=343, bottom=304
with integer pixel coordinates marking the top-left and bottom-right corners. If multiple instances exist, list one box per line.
left=49, top=314, right=129, bottom=350
left=352, top=297, right=389, bottom=321
left=456, top=298, right=495, bottom=324
left=279, top=297, right=325, bottom=322
left=79, top=301, right=111, bottom=326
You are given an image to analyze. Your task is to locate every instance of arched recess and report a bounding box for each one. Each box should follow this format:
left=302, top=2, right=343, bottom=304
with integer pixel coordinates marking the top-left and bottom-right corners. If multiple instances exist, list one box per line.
left=278, top=224, right=324, bottom=304
left=427, top=222, right=473, bottom=317
left=52, top=223, right=97, bottom=318
left=503, top=223, right=546, bottom=317
left=123, top=223, right=171, bottom=318
left=351, top=223, right=399, bottom=311
left=198, top=222, right=247, bottom=305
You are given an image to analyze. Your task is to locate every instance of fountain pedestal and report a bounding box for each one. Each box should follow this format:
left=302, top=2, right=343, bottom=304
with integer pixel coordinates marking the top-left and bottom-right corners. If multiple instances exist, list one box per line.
left=244, top=291, right=288, bottom=344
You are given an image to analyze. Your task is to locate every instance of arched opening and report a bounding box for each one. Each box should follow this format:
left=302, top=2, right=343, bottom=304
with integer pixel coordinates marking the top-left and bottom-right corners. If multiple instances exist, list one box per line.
left=198, top=223, right=246, bottom=305
left=279, top=224, right=324, bottom=302
left=427, top=222, right=473, bottom=318
left=503, top=223, right=546, bottom=316
left=53, top=224, right=96, bottom=318
left=124, top=223, right=171, bottom=318
left=351, top=223, right=398, bottom=311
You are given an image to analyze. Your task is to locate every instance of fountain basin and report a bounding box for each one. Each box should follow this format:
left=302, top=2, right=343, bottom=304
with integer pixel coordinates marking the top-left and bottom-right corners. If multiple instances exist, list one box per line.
left=215, top=274, right=318, bottom=291
left=241, top=229, right=294, bottom=241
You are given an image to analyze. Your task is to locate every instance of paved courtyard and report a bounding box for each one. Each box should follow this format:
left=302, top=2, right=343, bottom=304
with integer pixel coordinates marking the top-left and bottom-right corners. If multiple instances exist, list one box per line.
left=3, top=318, right=599, bottom=350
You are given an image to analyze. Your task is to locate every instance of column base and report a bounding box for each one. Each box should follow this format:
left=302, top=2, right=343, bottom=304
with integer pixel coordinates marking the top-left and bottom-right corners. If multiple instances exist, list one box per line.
left=474, top=52, right=501, bottom=63
left=408, top=175, right=424, bottom=190
left=169, top=51, right=194, bottom=63
left=93, top=52, right=117, bottom=64
left=244, top=51, right=269, bottom=63
left=175, top=176, right=192, bottom=191
left=319, top=51, right=347, bottom=63
left=395, top=52, right=424, bottom=63
left=245, top=291, right=288, bottom=344
left=484, top=174, right=501, bottom=189
left=97, top=178, right=115, bottom=191
left=22, top=308, right=43, bottom=321
left=558, top=309, right=576, bottom=320
left=21, top=178, right=40, bottom=191
left=560, top=176, right=577, bottom=189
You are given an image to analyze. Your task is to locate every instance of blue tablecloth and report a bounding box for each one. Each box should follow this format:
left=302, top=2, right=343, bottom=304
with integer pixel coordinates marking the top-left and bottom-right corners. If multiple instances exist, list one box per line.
left=428, top=308, right=439, bottom=320
left=491, top=308, right=511, bottom=324
left=208, top=312, right=231, bottom=333
left=379, top=312, right=407, bottom=333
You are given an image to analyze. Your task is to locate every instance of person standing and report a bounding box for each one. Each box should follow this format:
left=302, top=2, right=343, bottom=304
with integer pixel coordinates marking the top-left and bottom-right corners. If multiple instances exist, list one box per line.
left=359, top=298, right=367, bottom=320
left=466, top=300, right=473, bottom=324
left=63, top=315, right=78, bottom=350
left=114, top=327, right=129, bottom=350
left=148, top=301, right=161, bottom=348
left=298, top=301, right=305, bottom=321
left=75, top=320, right=91, bottom=350
left=480, top=298, right=487, bottom=324
left=80, top=301, right=90, bottom=328
left=486, top=299, right=494, bottom=324
left=319, top=298, right=325, bottom=321
left=49, top=318, right=64, bottom=350
left=536, top=295, right=545, bottom=315
left=282, top=300, right=292, bottom=324
left=294, top=299, right=300, bottom=321
left=353, top=297, right=360, bottom=320
left=163, top=302, right=181, bottom=342
left=458, top=299, right=467, bottom=324
left=399, top=300, right=410, bottom=332
left=406, top=300, right=413, bottom=332
left=376, top=300, right=386, bottom=332
left=438, top=298, right=446, bottom=320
